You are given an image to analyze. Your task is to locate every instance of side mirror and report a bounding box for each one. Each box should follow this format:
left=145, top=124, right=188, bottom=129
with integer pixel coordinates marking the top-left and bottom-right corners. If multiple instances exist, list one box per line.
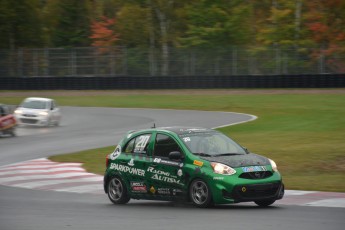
left=242, top=146, right=249, bottom=154
left=169, top=151, right=183, bottom=160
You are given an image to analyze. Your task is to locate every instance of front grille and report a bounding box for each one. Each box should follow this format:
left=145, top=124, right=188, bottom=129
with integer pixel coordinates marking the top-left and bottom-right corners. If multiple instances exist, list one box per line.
left=23, top=114, right=37, bottom=117
left=20, top=118, right=38, bottom=124
left=230, top=183, right=282, bottom=201
left=239, top=171, right=273, bottom=179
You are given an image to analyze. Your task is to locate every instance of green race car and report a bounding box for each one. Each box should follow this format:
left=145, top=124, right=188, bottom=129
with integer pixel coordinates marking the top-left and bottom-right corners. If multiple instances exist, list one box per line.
left=104, top=127, right=284, bottom=208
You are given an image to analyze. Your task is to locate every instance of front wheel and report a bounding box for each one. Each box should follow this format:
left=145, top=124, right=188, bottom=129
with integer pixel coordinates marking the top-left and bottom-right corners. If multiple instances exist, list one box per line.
left=254, top=199, right=276, bottom=207
left=107, top=177, right=130, bottom=204
left=10, top=129, right=16, bottom=137
left=189, top=179, right=213, bottom=208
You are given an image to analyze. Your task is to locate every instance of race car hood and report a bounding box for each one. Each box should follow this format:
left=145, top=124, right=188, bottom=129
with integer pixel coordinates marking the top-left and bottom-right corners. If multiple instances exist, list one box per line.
left=201, top=153, right=270, bottom=168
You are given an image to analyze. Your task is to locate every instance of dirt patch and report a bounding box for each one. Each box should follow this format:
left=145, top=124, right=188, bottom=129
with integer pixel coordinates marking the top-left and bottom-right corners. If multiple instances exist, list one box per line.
left=1, top=88, right=345, bottom=97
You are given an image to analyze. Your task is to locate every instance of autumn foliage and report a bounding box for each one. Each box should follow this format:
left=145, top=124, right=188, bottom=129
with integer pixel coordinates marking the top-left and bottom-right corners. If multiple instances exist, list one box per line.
left=90, top=16, right=119, bottom=48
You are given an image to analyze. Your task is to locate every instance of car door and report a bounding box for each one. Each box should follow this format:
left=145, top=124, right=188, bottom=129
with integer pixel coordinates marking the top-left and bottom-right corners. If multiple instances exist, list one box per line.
left=146, top=132, right=185, bottom=197
left=50, top=100, right=60, bottom=122
left=121, top=133, right=153, bottom=195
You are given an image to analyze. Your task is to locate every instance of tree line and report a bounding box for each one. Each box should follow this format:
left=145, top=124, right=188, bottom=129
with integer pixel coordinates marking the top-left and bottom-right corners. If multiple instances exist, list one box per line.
left=0, top=0, right=344, bottom=74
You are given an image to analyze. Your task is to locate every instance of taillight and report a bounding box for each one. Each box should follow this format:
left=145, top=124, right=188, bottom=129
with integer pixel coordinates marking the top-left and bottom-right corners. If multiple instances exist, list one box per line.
left=106, top=155, right=109, bottom=168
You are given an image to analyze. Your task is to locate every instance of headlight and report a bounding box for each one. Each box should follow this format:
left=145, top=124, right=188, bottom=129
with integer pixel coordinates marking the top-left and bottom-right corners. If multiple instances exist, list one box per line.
left=269, top=159, right=278, bottom=172
left=39, top=111, right=48, bottom=116
left=14, top=110, right=23, bottom=114
left=211, top=162, right=236, bottom=175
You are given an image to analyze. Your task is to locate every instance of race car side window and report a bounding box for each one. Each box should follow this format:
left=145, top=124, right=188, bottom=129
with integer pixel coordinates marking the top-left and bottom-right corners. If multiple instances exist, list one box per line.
left=154, top=134, right=182, bottom=159
left=124, top=134, right=151, bottom=155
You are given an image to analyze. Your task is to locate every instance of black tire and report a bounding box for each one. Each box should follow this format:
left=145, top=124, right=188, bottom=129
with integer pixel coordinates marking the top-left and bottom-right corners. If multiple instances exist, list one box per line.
left=189, top=179, right=213, bottom=208
left=107, top=177, right=130, bottom=204
left=254, top=199, right=276, bottom=207
left=10, top=129, right=16, bottom=137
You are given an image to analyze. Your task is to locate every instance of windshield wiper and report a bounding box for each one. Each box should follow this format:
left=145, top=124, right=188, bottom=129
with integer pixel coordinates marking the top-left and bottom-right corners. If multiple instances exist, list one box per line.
left=193, top=152, right=212, bottom=157
left=213, top=153, right=243, bottom=157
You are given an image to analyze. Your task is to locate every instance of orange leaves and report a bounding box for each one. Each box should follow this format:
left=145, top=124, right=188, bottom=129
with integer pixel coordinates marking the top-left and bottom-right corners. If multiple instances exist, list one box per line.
left=90, top=16, right=119, bottom=48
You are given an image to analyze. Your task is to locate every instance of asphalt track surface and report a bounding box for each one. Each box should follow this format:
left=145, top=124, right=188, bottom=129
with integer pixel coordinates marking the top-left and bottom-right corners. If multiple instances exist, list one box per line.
left=0, top=107, right=344, bottom=230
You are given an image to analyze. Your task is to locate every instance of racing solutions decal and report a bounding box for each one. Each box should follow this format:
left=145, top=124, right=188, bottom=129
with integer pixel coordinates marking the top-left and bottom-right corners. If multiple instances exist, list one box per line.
left=109, top=163, right=145, bottom=176
left=109, top=145, right=121, bottom=160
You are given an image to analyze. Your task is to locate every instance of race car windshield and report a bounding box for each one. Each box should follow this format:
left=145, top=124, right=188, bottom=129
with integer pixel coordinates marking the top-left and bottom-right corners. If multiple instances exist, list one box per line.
left=179, top=132, right=246, bottom=156
left=21, top=100, right=47, bottom=109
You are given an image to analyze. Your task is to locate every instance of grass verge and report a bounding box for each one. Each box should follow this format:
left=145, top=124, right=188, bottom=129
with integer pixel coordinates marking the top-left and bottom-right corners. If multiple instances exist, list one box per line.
left=2, top=90, right=345, bottom=192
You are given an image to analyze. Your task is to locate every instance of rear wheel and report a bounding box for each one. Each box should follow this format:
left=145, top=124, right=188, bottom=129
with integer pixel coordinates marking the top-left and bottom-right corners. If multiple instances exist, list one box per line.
left=189, top=179, right=213, bottom=208
left=254, top=199, right=276, bottom=207
left=107, top=177, right=130, bottom=204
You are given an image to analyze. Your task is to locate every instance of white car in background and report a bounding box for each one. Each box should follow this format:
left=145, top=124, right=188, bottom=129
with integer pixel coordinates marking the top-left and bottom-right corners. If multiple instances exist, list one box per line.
left=14, top=97, right=61, bottom=126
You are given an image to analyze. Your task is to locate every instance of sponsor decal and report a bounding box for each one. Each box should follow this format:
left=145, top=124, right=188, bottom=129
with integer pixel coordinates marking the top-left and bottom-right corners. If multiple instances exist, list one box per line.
left=128, top=159, right=134, bottom=166
left=109, top=145, right=121, bottom=160
left=172, top=189, right=183, bottom=196
left=177, top=169, right=183, bottom=177
left=150, top=186, right=156, bottom=194
left=147, top=166, right=170, bottom=176
left=193, top=160, right=204, bottom=167
left=131, top=182, right=147, bottom=193
left=242, top=166, right=267, bottom=173
left=183, top=137, right=191, bottom=142
left=153, top=158, right=183, bottom=167
left=213, top=177, right=224, bottom=180
left=157, top=188, right=171, bottom=195
left=109, top=163, right=145, bottom=176
left=152, top=174, right=182, bottom=185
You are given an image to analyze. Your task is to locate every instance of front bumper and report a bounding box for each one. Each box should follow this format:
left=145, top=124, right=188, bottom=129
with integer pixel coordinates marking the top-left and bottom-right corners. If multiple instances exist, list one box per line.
left=15, top=115, right=49, bottom=126
left=209, top=171, right=284, bottom=204
left=227, top=182, right=284, bottom=202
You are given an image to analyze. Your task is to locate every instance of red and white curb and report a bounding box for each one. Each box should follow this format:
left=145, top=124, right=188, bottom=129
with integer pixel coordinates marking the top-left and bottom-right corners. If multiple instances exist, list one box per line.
left=0, top=158, right=103, bottom=194
left=0, top=158, right=344, bottom=208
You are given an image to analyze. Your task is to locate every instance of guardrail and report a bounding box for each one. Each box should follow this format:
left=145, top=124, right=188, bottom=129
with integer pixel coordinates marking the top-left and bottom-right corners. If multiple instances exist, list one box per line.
left=1, top=74, right=344, bottom=90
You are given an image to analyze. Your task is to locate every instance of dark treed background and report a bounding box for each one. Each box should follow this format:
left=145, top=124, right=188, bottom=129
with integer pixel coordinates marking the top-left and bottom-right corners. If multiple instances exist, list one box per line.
left=0, top=0, right=344, bottom=89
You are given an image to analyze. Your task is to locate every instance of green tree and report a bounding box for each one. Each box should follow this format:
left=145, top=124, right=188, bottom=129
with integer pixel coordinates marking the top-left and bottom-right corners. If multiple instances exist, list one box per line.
left=179, top=0, right=252, bottom=48
left=115, top=4, right=150, bottom=47
left=256, top=0, right=310, bottom=47
left=0, top=0, right=43, bottom=49
left=51, top=0, right=92, bottom=47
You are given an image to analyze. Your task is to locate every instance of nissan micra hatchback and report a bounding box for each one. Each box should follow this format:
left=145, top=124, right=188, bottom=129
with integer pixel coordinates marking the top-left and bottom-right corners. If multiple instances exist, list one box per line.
left=14, top=97, right=61, bottom=126
left=104, top=127, right=284, bottom=208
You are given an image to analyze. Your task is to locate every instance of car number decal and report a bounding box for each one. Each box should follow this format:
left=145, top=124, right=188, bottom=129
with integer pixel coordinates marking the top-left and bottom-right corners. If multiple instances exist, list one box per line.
left=134, top=135, right=150, bottom=152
